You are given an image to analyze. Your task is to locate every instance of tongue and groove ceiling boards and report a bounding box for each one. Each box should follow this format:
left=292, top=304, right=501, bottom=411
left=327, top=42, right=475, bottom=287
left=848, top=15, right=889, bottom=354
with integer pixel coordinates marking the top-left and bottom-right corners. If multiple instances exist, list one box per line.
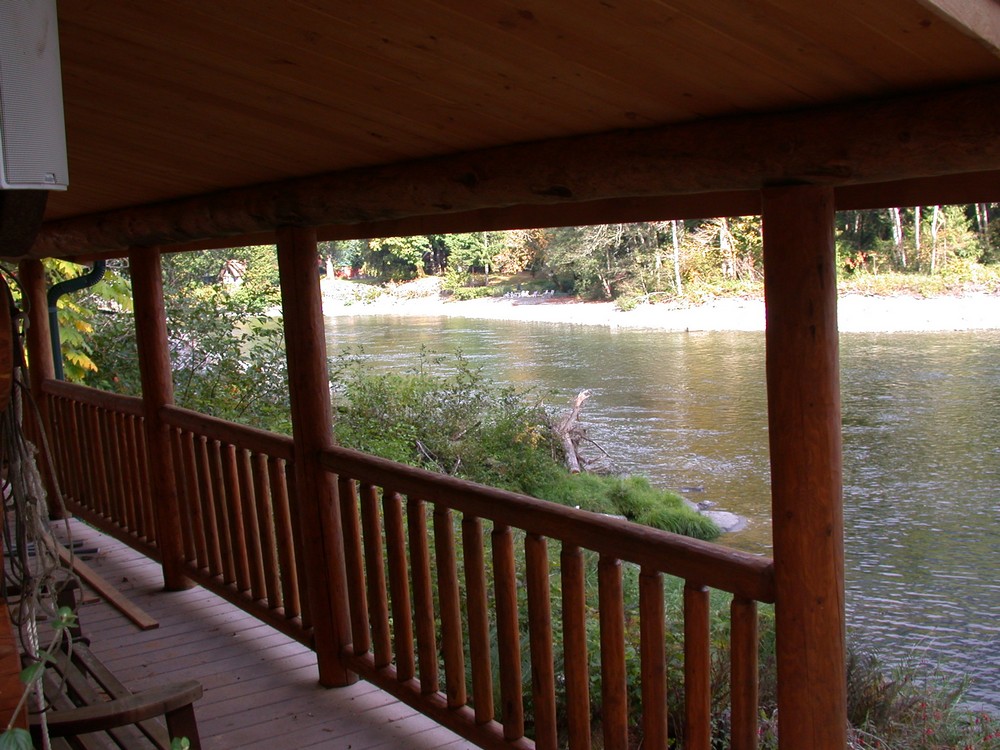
left=29, top=0, right=1000, bottom=256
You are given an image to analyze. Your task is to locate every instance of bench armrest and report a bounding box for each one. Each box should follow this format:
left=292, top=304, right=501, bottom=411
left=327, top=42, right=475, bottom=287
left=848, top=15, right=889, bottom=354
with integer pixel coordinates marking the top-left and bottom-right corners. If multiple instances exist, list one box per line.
left=34, top=680, right=202, bottom=738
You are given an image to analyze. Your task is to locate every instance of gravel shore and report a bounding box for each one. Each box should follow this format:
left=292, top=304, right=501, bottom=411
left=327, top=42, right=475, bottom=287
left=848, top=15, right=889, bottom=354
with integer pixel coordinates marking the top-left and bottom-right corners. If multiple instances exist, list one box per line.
left=321, top=279, right=1000, bottom=333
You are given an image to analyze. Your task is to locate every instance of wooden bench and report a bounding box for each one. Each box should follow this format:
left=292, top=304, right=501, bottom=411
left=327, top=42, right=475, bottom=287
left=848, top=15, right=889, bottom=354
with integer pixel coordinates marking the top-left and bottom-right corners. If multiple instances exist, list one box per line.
left=25, top=586, right=203, bottom=750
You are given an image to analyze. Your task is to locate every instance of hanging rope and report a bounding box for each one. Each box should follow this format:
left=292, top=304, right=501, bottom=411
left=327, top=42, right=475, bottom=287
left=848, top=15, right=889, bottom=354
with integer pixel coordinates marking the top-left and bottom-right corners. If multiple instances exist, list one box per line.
left=0, top=272, right=78, bottom=742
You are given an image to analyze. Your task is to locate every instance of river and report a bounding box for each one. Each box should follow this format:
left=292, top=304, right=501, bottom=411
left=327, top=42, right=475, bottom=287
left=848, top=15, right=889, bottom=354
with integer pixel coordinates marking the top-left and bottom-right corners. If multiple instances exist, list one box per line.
left=325, top=314, right=1000, bottom=711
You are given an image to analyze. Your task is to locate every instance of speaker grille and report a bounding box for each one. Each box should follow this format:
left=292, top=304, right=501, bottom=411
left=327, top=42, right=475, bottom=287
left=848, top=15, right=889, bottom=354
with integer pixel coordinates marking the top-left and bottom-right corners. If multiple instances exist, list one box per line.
left=0, top=0, right=68, bottom=190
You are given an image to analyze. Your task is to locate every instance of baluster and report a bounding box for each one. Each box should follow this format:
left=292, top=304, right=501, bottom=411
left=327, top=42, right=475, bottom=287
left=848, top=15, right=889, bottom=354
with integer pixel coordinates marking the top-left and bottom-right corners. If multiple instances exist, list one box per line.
left=180, top=431, right=209, bottom=571
left=208, top=439, right=236, bottom=584
left=730, top=597, right=759, bottom=750
left=434, top=507, right=466, bottom=708
left=66, top=399, right=83, bottom=503
left=493, top=523, right=524, bottom=741
left=102, top=409, right=123, bottom=524
left=49, top=396, right=72, bottom=506
left=196, top=436, right=223, bottom=576
left=561, top=544, right=591, bottom=750
left=284, top=466, right=311, bottom=630
left=77, top=402, right=97, bottom=510
left=526, top=533, right=557, bottom=750
left=359, top=484, right=391, bottom=668
left=269, top=457, right=299, bottom=619
left=408, top=498, right=438, bottom=694
left=461, top=516, right=492, bottom=723
left=236, top=448, right=266, bottom=602
left=135, top=416, right=155, bottom=544
left=113, top=412, right=137, bottom=533
left=90, top=406, right=111, bottom=519
left=338, top=476, right=370, bottom=655
left=599, top=555, right=628, bottom=750
left=128, top=416, right=149, bottom=540
left=639, top=568, right=667, bottom=750
left=165, top=427, right=191, bottom=561
left=383, top=491, right=414, bottom=681
left=252, top=453, right=282, bottom=610
left=684, top=582, right=711, bottom=750
left=221, top=443, right=251, bottom=592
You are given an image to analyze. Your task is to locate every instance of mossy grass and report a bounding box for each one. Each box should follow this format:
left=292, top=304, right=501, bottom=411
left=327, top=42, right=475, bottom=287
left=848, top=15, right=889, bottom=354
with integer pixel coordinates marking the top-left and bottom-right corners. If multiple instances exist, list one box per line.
left=330, top=347, right=719, bottom=541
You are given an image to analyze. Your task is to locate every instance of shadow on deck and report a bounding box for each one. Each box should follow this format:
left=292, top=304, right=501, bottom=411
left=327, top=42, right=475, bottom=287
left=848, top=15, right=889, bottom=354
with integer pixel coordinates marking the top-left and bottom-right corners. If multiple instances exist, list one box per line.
left=56, top=519, right=475, bottom=750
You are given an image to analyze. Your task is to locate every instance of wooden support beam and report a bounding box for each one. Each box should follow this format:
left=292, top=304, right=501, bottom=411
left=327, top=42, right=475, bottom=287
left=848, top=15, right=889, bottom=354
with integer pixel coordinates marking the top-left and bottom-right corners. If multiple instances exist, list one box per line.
left=27, top=82, right=1000, bottom=258
left=276, top=226, right=355, bottom=687
left=762, top=185, right=846, bottom=750
left=17, top=259, right=58, bottom=510
left=129, top=250, right=191, bottom=592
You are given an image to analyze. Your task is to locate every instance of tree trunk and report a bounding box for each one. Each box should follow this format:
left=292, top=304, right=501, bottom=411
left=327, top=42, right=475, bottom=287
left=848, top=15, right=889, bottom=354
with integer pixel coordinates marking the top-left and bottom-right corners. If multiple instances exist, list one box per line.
left=671, top=220, right=683, bottom=293
left=931, top=205, right=941, bottom=273
left=555, top=390, right=592, bottom=474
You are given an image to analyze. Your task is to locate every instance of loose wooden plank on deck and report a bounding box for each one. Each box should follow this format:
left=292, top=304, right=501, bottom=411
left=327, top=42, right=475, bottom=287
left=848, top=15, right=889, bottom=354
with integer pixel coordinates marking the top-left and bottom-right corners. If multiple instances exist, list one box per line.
left=56, top=542, right=159, bottom=631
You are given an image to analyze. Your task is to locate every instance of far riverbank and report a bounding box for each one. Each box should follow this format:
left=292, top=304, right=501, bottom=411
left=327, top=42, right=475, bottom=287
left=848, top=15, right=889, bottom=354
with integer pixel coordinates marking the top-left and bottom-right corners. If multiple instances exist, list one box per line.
left=321, top=279, right=1000, bottom=333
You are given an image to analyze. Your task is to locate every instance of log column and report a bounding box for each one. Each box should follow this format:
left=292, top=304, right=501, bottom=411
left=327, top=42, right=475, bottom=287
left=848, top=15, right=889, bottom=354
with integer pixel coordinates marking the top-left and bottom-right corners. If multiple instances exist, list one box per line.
left=18, top=260, right=55, bottom=398
left=277, top=226, right=354, bottom=687
left=762, top=185, right=846, bottom=749
left=130, top=249, right=191, bottom=591
left=18, top=260, right=57, bottom=505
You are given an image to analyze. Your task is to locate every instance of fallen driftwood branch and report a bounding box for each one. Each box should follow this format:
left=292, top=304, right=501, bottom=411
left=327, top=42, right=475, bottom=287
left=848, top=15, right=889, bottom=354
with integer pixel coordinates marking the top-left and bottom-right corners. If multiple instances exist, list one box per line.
left=554, top=390, right=591, bottom=473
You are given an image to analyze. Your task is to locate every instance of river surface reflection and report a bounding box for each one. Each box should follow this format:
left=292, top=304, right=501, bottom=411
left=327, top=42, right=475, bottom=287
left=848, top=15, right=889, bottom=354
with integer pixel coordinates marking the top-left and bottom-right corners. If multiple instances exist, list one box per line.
left=325, top=314, right=1000, bottom=710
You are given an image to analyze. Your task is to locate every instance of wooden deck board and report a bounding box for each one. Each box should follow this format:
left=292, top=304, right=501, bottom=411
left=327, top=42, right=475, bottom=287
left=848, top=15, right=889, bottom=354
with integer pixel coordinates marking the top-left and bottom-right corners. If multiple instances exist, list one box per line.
left=55, top=519, right=477, bottom=750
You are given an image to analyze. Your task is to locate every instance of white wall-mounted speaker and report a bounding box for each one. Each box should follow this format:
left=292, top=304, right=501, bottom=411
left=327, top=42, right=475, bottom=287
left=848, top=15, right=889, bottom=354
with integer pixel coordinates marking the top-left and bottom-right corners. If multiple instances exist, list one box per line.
left=0, top=0, right=68, bottom=190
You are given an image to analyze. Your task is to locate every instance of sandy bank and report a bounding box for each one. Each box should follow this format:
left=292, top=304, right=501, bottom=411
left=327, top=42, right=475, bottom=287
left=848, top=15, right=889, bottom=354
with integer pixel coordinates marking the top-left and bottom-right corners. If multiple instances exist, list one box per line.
left=321, top=280, right=1000, bottom=333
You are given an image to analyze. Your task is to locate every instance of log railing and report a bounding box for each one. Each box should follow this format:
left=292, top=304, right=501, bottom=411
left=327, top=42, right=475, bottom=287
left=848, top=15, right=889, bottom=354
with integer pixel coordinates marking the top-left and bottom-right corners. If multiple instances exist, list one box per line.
left=321, top=445, right=776, bottom=750
left=160, top=405, right=308, bottom=644
left=44, top=381, right=157, bottom=557
left=41, top=382, right=775, bottom=749
left=41, top=382, right=309, bottom=645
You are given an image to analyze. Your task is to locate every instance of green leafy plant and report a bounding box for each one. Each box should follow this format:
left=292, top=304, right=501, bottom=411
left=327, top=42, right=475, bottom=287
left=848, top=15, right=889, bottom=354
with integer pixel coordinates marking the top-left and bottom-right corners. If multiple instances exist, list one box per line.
left=1, top=606, right=78, bottom=748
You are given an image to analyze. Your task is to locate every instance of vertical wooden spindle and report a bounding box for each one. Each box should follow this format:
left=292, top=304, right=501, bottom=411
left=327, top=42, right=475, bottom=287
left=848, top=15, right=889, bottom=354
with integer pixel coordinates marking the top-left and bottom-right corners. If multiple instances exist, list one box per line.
left=493, top=523, right=524, bottom=741
left=221, top=443, right=251, bottom=592
left=639, top=568, right=667, bottom=750
left=684, top=582, right=711, bottom=750
left=598, top=556, right=628, bottom=750
left=526, top=534, right=557, bottom=750
left=434, top=507, right=466, bottom=708
left=235, top=449, right=266, bottom=601
left=461, top=516, right=493, bottom=723
left=731, top=597, right=759, bottom=750
left=383, top=491, right=414, bottom=682
left=252, top=452, right=282, bottom=610
left=408, top=498, right=438, bottom=694
left=269, top=457, right=299, bottom=618
left=339, top=476, right=370, bottom=655
left=561, top=544, right=591, bottom=750
left=360, top=484, right=391, bottom=668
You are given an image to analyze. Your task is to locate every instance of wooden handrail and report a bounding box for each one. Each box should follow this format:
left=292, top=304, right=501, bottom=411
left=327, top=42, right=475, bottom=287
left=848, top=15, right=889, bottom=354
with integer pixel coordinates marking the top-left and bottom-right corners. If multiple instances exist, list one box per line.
left=42, top=379, right=144, bottom=417
left=321, top=444, right=775, bottom=602
left=44, top=383, right=774, bottom=748
left=161, top=404, right=294, bottom=461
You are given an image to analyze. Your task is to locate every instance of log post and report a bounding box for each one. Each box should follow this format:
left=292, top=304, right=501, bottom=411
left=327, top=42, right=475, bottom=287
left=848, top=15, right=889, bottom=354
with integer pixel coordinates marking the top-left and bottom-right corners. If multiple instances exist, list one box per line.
left=18, top=260, right=57, bottom=505
left=18, top=260, right=55, bottom=396
left=130, top=249, right=192, bottom=591
left=276, top=226, right=355, bottom=687
left=761, top=185, right=846, bottom=749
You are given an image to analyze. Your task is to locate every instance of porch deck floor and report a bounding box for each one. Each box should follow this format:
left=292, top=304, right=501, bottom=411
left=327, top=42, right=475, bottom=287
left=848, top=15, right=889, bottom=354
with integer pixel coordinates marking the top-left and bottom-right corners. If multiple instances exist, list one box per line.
left=55, top=518, right=475, bottom=750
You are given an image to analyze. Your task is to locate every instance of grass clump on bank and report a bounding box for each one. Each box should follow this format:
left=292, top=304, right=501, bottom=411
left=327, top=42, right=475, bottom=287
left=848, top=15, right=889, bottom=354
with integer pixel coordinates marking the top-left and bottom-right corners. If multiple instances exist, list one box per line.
left=330, top=347, right=718, bottom=541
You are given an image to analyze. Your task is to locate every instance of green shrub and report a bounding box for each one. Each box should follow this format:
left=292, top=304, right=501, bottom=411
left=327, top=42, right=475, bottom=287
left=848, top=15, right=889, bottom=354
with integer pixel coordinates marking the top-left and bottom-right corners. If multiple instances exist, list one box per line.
left=330, top=348, right=720, bottom=542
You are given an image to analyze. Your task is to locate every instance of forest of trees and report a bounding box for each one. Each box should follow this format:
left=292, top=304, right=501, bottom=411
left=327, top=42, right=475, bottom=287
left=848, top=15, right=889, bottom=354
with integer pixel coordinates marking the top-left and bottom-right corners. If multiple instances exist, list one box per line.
left=323, top=204, right=1000, bottom=303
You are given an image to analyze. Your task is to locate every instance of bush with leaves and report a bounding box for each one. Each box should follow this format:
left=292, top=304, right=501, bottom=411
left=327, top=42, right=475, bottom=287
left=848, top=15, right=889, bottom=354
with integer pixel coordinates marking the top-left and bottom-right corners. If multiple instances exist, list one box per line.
left=86, top=251, right=292, bottom=433
left=330, top=348, right=718, bottom=540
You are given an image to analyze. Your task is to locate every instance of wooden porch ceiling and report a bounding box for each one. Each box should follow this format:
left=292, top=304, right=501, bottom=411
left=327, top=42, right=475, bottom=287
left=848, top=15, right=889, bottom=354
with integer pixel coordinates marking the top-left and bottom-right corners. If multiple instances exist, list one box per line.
left=23, top=0, right=1000, bottom=257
